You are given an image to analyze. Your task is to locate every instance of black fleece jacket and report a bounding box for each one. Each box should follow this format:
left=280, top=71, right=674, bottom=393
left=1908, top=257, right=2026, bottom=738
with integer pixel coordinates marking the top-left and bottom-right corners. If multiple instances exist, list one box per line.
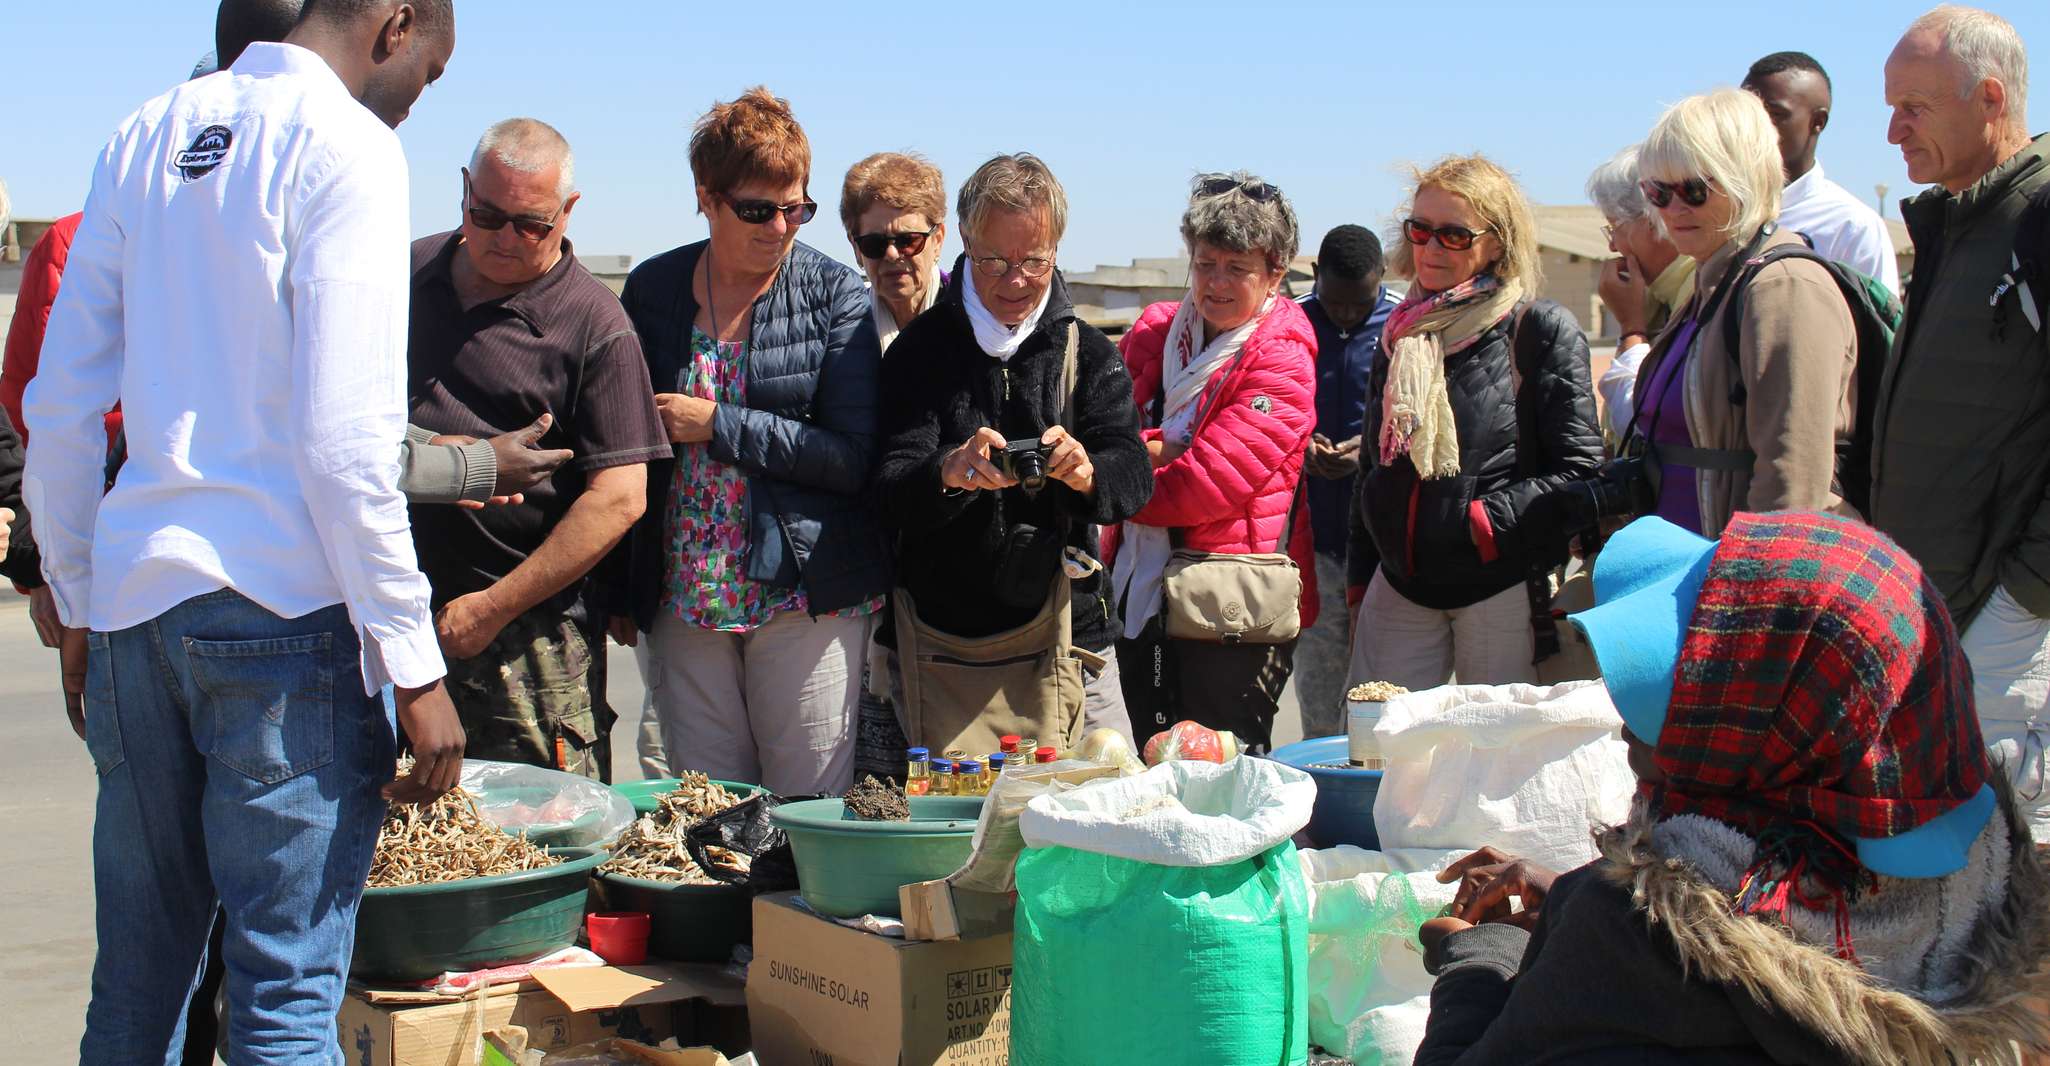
left=1416, top=866, right=1842, bottom=1065
left=875, top=263, right=1151, bottom=651
left=0, top=410, right=40, bottom=589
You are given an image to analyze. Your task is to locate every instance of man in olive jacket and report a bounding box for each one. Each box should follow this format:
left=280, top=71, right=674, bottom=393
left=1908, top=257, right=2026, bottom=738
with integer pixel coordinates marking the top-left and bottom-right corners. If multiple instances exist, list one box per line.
left=1870, top=6, right=2050, bottom=839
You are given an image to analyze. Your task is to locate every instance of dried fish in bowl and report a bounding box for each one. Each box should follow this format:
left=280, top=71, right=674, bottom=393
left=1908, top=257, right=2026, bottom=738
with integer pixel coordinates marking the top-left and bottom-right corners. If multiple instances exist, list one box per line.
left=368, top=760, right=560, bottom=888
left=599, top=772, right=749, bottom=884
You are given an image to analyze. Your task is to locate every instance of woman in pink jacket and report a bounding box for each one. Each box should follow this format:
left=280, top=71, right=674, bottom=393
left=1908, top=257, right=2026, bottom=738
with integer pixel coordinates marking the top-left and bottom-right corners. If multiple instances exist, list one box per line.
left=1110, top=172, right=1317, bottom=751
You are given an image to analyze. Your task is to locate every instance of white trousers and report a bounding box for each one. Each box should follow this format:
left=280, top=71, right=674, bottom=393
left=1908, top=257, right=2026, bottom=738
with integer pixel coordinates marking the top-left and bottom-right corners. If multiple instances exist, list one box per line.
left=632, top=642, right=671, bottom=779
left=1347, top=569, right=1536, bottom=694
left=1959, top=585, right=2050, bottom=842
left=646, top=610, right=868, bottom=796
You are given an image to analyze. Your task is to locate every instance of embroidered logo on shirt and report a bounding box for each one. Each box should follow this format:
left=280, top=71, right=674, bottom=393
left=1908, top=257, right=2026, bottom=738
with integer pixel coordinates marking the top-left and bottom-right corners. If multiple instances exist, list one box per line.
left=1251, top=395, right=1273, bottom=413
left=173, top=125, right=234, bottom=183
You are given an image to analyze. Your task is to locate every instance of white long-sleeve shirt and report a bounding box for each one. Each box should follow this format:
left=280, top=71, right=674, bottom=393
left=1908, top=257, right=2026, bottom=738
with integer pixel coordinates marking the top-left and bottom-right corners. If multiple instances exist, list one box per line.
left=23, top=42, right=443, bottom=693
left=1778, top=163, right=1902, bottom=297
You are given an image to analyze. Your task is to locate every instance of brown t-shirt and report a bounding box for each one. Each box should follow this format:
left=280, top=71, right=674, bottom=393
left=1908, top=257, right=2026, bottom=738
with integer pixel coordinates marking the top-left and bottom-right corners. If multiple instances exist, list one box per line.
left=407, top=232, right=669, bottom=608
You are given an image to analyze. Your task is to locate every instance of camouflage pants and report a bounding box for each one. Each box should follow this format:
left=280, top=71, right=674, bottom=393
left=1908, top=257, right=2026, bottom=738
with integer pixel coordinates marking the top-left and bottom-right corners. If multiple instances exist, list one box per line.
left=443, top=609, right=616, bottom=782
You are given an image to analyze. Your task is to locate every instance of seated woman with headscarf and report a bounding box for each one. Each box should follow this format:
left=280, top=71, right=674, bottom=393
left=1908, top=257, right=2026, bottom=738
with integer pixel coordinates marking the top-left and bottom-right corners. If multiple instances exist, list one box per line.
left=1414, top=511, right=2050, bottom=1065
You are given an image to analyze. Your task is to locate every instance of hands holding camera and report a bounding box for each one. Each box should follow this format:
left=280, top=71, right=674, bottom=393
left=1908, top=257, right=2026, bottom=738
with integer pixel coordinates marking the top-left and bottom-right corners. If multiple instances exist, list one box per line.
left=941, top=426, right=1094, bottom=497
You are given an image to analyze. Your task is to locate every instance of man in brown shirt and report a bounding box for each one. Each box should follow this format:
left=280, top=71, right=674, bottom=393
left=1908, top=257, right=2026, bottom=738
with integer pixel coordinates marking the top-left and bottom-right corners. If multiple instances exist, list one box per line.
left=408, top=117, right=670, bottom=780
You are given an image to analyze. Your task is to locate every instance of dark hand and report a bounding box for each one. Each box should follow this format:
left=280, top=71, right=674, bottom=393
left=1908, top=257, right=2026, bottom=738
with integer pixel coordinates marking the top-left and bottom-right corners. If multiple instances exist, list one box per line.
left=1306, top=435, right=1360, bottom=480
left=1419, top=915, right=1475, bottom=956
left=1438, top=846, right=1559, bottom=929
left=489, top=414, right=575, bottom=496
left=29, top=585, right=64, bottom=649
left=607, top=614, right=639, bottom=648
left=60, top=625, right=88, bottom=740
left=386, top=681, right=465, bottom=803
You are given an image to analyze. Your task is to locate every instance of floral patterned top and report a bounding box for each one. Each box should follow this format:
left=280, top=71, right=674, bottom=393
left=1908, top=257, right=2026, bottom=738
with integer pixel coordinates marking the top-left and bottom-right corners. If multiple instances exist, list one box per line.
left=661, top=327, right=881, bottom=631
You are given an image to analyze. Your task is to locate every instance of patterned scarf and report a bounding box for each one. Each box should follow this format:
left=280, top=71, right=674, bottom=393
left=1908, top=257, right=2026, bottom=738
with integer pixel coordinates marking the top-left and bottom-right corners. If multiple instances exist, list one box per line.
left=1375, top=274, right=1523, bottom=478
left=1651, top=511, right=1994, bottom=943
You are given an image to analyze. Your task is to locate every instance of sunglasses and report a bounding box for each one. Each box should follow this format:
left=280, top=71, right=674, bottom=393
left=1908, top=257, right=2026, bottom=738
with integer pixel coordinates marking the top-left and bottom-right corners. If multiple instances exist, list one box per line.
left=463, top=170, right=561, bottom=241
left=1402, top=217, right=1492, bottom=252
left=970, top=254, right=1055, bottom=279
left=1195, top=174, right=1280, bottom=203
left=852, top=229, right=934, bottom=260
left=1640, top=177, right=1715, bottom=209
left=723, top=195, right=819, bottom=226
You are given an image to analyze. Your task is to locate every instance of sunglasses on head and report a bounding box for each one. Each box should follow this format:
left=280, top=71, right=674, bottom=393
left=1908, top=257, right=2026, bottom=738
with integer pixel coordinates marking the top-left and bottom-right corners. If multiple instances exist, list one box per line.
left=852, top=229, right=934, bottom=260
left=1402, top=217, right=1491, bottom=252
left=723, top=195, right=819, bottom=226
left=1195, top=174, right=1280, bottom=203
left=463, top=170, right=561, bottom=241
left=1640, top=177, right=1715, bottom=209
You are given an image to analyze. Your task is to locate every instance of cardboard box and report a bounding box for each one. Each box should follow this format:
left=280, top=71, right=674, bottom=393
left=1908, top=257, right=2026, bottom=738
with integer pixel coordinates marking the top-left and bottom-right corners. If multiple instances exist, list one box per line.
left=339, top=963, right=744, bottom=1066
left=747, top=893, right=1012, bottom=1066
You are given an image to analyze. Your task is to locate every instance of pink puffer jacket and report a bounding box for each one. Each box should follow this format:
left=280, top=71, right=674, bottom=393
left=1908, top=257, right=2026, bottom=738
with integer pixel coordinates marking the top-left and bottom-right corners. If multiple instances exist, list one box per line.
left=1106, top=298, right=1320, bottom=629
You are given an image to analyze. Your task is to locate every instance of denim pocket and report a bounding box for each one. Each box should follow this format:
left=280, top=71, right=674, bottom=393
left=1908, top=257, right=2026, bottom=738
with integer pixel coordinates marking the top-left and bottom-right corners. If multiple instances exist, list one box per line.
left=187, top=632, right=336, bottom=785
left=83, top=631, right=125, bottom=776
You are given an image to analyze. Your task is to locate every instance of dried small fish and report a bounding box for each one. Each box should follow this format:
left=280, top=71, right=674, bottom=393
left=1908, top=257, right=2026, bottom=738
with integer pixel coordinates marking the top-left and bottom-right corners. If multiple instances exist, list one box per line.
left=368, top=760, right=560, bottom=888
left=844, top=774, right=909, bottom=822
left=599, top=772, right=748, bottom=884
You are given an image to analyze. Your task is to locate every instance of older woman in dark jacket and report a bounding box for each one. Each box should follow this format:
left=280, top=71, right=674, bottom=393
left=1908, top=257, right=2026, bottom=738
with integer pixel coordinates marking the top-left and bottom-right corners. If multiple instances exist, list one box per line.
left=612, top=87, right=888, bottom=795
left=1347, top=154, right=1602, bottom=693
left=875, top=153, right=1152, bottom=751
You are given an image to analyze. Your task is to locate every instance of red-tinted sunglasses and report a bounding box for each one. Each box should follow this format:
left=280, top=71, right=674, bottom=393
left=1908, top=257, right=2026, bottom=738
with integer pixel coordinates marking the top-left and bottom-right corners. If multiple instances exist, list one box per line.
left=1640, top=177, right=1715, bottom=209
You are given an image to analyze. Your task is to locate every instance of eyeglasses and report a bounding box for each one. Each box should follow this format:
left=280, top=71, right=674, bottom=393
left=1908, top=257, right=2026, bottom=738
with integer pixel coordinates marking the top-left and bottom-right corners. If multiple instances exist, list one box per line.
left=970, top=254, right=1055, bottom=279
left=852, top=229, right=935, bottom=260
left=1639, top=177, right=1715, bottom=210
left=1195, top=174, right=1281, bottom=203
left=463, top=170, right=562, bottom=241
left=723, top=195, right=819, bottom=226
left=1402, top=218, right=1492, bottom=252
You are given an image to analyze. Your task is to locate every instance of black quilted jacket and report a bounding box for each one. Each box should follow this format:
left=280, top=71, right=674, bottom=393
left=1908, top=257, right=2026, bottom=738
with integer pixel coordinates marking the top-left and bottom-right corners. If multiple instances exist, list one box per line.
left=1348, top=298, right=1602, bottom=610
left=606, top=240, right=890, bottom=630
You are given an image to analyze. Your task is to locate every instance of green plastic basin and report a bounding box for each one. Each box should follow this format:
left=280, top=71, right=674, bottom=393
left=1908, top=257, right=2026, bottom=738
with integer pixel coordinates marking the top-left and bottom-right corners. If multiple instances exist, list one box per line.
left=769, top=796, right=984, bottom=919
left=352, top=846, right=603, bottom=983
left=611, top=778, right=766, bottom=816
left=590, top=871, right=753, bottom=964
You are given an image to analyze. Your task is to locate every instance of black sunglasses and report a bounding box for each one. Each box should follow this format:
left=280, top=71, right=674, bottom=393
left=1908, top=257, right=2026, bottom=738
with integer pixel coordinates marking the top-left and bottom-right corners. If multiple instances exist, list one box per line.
left=852, top=229, right=934, bottom=260
left=723, top=195, right=819, bottom=226
left=1640, top=177, right=1715, bottom=209
left=1402, top=217, right=1492, bottom=252
left=463, top=170, right=561, bottom=241
left=1195, top=174, right=1280, bottom=203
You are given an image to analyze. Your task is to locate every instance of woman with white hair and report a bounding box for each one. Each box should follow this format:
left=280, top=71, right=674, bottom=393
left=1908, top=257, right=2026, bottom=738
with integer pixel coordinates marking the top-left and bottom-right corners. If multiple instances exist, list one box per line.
left=1620, top=88, right=1857, bottom=537
left=1585, top=145, right=1695, bottom=439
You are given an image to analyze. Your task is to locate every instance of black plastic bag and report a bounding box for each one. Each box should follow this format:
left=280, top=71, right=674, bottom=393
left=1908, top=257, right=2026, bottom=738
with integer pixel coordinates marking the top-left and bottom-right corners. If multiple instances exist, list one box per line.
left=683, top=793, right=819, bottom=892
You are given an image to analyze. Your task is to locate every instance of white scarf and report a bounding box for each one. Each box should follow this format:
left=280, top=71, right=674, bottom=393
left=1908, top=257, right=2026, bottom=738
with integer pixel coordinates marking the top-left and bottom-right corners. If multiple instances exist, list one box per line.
left=872, top=268, right=940, bottom=353
left=962, top=265, right=1052, bottom=362
left=1112, top=293, right=1275, bottom=640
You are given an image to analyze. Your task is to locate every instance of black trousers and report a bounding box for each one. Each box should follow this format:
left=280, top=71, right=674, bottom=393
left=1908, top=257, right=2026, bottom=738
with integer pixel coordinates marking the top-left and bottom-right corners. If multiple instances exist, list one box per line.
left=1115, top=614, right=1296, bottom=753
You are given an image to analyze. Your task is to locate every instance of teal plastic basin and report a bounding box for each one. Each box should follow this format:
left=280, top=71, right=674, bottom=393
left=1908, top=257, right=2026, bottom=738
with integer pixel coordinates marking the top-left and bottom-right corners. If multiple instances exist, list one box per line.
left=769, top=796, right=983, bottom=919
left=352, top=846, right=603, bottom=982
left=611, top=778, right=766, bottom=816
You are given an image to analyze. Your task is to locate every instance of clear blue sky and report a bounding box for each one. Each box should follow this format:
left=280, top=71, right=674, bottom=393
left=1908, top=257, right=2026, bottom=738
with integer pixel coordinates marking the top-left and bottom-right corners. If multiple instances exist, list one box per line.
left=9, top=2, right=2046, bottom=275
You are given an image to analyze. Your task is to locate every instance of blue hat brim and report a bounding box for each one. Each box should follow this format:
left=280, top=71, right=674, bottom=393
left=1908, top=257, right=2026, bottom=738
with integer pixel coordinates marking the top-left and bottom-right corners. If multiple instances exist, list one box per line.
left=1568, top=517, right=1718, bottom=746
left=1856, top=783, right=1997, bottom=879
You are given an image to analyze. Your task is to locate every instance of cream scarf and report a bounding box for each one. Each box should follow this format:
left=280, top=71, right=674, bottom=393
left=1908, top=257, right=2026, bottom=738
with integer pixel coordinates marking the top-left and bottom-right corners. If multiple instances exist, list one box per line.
left=1376, top=276, right=1523, bottom=479
left=962, top=265, right=1052, bottom=362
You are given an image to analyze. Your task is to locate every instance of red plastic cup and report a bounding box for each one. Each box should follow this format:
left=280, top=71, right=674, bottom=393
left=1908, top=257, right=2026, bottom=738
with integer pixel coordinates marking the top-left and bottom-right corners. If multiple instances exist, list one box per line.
left=586, top=912, right=652, bottom=966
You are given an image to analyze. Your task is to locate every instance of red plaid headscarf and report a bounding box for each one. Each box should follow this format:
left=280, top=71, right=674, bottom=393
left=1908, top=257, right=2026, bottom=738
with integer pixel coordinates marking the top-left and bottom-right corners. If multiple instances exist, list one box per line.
left=1651, top=511, right=1993, bottom=857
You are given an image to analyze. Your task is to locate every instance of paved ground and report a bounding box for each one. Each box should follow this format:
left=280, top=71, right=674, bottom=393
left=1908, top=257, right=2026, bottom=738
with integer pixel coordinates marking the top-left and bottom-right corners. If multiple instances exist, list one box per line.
left=0, top=588, right=1309, bottom=1050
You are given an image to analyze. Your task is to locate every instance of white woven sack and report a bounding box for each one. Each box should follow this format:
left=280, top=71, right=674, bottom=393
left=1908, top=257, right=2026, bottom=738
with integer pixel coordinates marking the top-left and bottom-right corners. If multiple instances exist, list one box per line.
left=1373, top=679, right=1635, bottom=873
left=1019, top=757, right=1315, bottom=867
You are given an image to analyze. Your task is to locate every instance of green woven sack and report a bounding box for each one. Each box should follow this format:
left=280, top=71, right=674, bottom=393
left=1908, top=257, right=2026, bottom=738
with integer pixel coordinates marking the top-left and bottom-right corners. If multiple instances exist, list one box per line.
left=1012, top=840, right=1309, bottom=1066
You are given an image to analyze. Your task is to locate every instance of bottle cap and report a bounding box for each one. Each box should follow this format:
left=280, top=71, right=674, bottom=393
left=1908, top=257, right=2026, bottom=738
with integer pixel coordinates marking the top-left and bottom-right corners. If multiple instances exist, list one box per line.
left=1000, top=735, right=1022, bottom=753
left=1034, top=746, right=1057, bottom=762
left=958, top=760, right=982, bottom=774
left=988, top=752, right=1008, bottom=768
left=930, top=759, right=953, bottom=773
left=908, top=746, right=930, bottom=760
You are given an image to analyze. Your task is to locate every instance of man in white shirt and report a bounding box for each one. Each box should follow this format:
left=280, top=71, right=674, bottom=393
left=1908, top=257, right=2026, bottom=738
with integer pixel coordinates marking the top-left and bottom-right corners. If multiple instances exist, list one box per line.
left=1744, top=51, right=1903, bottom=296
left=23, top=2, right=461, bottom=1059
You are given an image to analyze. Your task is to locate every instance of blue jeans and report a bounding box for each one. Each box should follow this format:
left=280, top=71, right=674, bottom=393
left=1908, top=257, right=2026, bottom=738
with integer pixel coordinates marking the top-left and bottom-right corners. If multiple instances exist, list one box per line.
left=79, top=590, right=392, bottom=1065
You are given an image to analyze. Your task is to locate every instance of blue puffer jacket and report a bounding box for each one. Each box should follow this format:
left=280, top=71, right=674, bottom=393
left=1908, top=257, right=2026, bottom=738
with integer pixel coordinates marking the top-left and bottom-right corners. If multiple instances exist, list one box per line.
left=607, top=239, right=890, bottom=631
